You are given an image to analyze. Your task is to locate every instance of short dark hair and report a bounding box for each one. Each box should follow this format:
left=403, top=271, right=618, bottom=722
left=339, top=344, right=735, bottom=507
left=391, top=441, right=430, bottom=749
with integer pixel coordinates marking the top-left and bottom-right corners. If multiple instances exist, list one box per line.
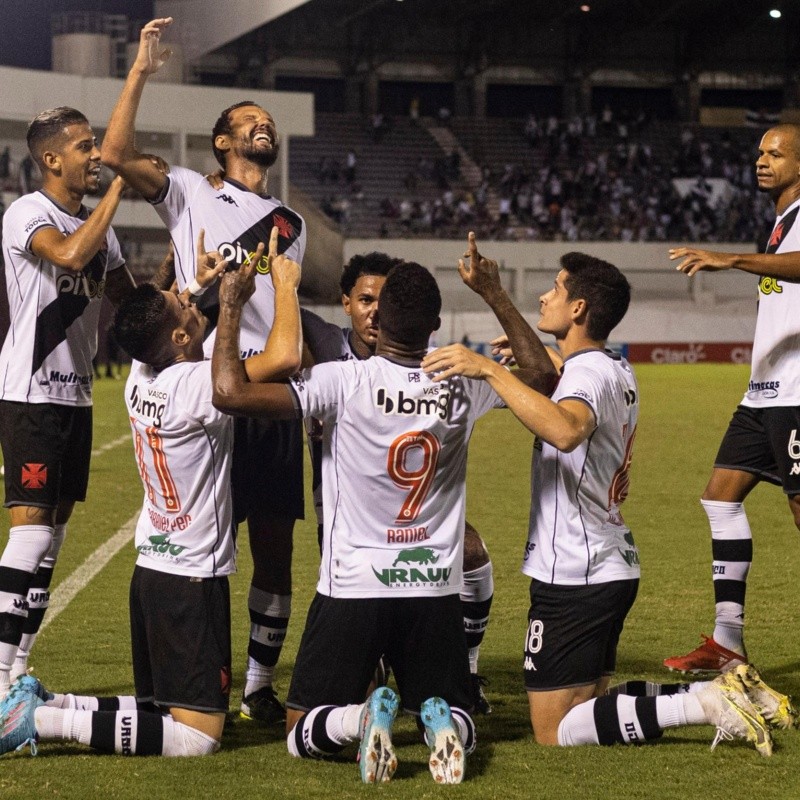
left=27, top=107, right=89, bottom=169
left=340, top=252, right=402, bottom=296
left=211, top=100, right=257, bottom=168
left=378, top=262, right=441, bottom=344
left=113, top=284, right=175, bottom=364
left=560, top=252, right=631, bottom=341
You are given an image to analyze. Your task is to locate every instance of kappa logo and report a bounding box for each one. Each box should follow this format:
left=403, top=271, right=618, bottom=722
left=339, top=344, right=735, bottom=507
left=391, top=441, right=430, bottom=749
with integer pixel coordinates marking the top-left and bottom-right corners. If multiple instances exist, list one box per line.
left=216, top=193, right=239, bottom=207
left=791, top=463, right=800, bottom=476
left=21, top=463, right=47, bottom=489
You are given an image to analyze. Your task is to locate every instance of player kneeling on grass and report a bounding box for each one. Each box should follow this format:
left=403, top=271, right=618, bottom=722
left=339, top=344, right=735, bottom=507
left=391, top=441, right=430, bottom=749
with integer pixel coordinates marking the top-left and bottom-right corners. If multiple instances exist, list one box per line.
left=422, top=239, right=797, bottom=756
left=0, top=228, right=302, bottom=758
left=211, top=261, right=551, bottom=783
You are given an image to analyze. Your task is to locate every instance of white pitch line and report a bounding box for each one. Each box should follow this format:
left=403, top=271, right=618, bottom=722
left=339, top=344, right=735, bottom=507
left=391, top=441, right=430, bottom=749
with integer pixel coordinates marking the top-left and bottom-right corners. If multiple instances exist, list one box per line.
left=41, top=514, right=138, bottom=633
left=91, top=433, right=131, bottom=458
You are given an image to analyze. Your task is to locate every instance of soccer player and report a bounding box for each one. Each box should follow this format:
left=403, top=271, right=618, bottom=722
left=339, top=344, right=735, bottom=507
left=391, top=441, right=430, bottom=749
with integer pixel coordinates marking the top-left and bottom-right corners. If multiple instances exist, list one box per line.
left=664, top=123, right=800, bottom=674
left=0, top=229, right=303, bottom=758
left=0, top=107, right=136, bottom=696
left=301, top=251, right=496, bottom=713
left=212, top=261, right=541, bottom=783
left=421, top=241, right=788, bottom=755
left=101, top=17, right=306, bottom=722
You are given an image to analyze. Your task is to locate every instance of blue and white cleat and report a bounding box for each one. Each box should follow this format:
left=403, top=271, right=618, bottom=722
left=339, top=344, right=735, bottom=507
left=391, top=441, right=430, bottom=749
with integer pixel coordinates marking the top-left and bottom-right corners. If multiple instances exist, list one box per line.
left=0, top=675, right=44, bottom=756
left=358, top=687, right=399, bottom=784
left=420, top=697, right=465, bottom=784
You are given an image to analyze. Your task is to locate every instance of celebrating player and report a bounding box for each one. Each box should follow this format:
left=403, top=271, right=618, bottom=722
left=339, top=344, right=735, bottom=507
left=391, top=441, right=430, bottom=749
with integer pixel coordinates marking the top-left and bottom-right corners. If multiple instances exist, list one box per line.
left=211, top=260, right=544, bottom=783
left=665, top=123, right=800, bottom=674
left=101, top=17, right=305, bottom=723
left=421, top=240, right=789, bottom=754
left=0, top=228, right=303, bottom=758
left=0, top=107, right=135, bottom=696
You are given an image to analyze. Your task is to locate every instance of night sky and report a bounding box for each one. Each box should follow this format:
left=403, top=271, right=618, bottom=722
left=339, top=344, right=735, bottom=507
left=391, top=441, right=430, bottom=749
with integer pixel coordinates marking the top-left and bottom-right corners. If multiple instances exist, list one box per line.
left=0, top=0, right=154, bottom=71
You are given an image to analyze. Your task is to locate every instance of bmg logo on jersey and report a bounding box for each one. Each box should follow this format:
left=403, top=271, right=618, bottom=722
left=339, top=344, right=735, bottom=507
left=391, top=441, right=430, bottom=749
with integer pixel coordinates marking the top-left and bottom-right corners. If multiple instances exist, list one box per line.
left=218, top=240, right=272, bottom=275
left=375, top=386, right=451, bottom=419
left=55, top=272, right=106, bottom=299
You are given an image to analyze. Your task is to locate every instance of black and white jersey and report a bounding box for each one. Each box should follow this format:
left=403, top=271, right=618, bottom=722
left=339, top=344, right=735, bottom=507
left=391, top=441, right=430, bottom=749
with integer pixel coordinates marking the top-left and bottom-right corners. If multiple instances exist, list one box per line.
left=289, top=357, right=503, bottom=599
left=126, top=359, right=235, bottom=579
left=152, top=166, right=306, bottom=359
left=742, top=196, right=800, bottom=407
left=522, top=349, right=640, bottom=586
left=0, top=191, right=125, bottom=406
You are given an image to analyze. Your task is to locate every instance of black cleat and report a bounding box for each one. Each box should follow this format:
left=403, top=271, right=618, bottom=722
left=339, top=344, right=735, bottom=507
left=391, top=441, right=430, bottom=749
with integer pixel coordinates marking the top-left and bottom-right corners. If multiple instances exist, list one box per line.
left=471, top=674, right=492, bottom=715
left=240, top=686, right=286, bottom=724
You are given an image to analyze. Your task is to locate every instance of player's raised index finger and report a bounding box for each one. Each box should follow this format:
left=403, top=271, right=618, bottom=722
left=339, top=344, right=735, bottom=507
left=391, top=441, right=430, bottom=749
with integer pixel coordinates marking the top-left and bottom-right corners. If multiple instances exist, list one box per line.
left=196, top=228, right=205, bottom=255
left=268, top=226, right=279, bottom=258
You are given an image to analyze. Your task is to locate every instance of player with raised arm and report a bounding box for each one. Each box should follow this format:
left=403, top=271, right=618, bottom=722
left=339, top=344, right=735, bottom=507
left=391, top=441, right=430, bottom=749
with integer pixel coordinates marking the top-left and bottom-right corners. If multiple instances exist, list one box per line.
left=300, top=251, right=497, bottom=713
left=422, top=245, right=792, bottom=755
left=101, top=17, right=306, bottom=723
left=211, top=260, right=545, bottom=783
left=0, top=227, right=303, bottom=758
left=0, top=107, right=136, bottom=696
left=664, top=123, right=800, bottom=674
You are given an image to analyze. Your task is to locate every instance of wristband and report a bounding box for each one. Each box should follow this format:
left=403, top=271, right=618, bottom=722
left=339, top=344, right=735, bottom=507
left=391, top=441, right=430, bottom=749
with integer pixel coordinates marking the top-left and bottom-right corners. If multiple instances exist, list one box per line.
left=188, top=279, right=207, bottom=297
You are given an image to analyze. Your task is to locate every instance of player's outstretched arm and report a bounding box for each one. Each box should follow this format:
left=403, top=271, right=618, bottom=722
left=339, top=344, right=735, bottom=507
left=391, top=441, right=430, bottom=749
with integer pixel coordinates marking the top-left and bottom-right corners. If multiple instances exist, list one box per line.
left=244, top=226, right=303, bottom=382
left=459, top=231, right=558, bottom=395
left=422, top=344, right=594, bottom=452
left=670, top=246, right=800, bottom=279
left=101, top=17, right=173, bottom=200
left=211, top=240, right=297, bottom=419
left=29, top=176, right=126, bottom=272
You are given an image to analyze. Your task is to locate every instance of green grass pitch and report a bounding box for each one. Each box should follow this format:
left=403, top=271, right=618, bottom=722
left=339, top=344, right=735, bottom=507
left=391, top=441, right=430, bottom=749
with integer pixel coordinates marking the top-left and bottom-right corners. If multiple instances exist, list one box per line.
left=1, top=363, right=799, bottom=800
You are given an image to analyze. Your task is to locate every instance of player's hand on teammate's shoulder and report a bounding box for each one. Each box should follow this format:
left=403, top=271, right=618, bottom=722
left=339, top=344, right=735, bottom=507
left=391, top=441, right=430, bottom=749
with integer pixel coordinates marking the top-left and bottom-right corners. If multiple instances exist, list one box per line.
left=134, top=17, right=173, bottom=76
left=268, top=225, right=301, bottom=292
left=669, top=246, right=734, bottom=276
left=205, top=169, right=225, bottom=190
left=458, top=230, right=503, bottom=298
left=421, top=343, right=496, bottom=382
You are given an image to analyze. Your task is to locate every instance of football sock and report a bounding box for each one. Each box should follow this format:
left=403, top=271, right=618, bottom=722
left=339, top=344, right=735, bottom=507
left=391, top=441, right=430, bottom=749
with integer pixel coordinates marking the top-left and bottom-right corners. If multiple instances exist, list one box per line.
left=0, top=525, right=53, bottom=691
left=34, top=707, right=219, bottom=756
left=557, top=694, right=707, bottom=746
left=45, top=692, right=139, bottom=711
left=606, top=680, right=693, bottom=697
left=12, top=523, right=66, bottom=680
left=287, top=705, right=355, bottom=758
left=702, top=499, right=751, bottom=652
left=460, top=562, right=493, bottom=673
left=449, top=706, right=477, bottom=755
left=244, top=588, right=290, bottom=696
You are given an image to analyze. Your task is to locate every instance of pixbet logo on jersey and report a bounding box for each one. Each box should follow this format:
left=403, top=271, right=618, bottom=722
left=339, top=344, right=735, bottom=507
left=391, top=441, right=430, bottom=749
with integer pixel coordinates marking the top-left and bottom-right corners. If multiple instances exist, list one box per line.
left=55, top=272, right=106, bottom=299
left=217, top=241, right=272, bottom=275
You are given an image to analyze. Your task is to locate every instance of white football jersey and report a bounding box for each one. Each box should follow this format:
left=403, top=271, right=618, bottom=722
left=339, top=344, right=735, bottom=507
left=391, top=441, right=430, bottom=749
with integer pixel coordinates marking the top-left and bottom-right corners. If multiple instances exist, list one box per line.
left=522, top=349, right=640, bottom=586
left=0, top=191, right=125, bottom=406
left=742, top=196, right=800, bottom=408
left=152, top=166, right=306, bottom=359
left=126, top=359, right=236, bottom=579
left=289, top=356, right=503, bottom=598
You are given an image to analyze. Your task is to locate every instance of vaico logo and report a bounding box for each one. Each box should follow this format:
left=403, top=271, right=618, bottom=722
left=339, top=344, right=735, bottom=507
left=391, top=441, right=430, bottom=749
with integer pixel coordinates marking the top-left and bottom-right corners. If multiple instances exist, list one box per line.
left=218, top=241, right=272, bottom=274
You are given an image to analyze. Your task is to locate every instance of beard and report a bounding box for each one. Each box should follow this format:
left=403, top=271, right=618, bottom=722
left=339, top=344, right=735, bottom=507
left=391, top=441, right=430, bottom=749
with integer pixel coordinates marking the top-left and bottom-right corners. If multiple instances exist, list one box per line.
left=240, top=137, right=280, bottom=168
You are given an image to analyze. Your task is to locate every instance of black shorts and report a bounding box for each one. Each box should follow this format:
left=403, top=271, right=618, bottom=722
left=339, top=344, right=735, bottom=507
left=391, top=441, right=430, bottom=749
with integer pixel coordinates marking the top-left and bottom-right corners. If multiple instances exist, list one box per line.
left=129, top=565, right=232, bottom=712
left=287, top=592, right=473, bottom=714
left=714, top=405, right=800, bottom=494
left=231, top=416, right=304, bottom=523
left=524, top=578, right=639, bottom=692
left=0, top=401, right=92, bottom=508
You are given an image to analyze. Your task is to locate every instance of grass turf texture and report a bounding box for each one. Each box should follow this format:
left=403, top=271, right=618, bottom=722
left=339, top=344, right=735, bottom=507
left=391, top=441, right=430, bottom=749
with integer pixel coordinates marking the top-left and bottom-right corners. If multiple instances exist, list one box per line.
left=1, top=363, right=799, bottom=800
